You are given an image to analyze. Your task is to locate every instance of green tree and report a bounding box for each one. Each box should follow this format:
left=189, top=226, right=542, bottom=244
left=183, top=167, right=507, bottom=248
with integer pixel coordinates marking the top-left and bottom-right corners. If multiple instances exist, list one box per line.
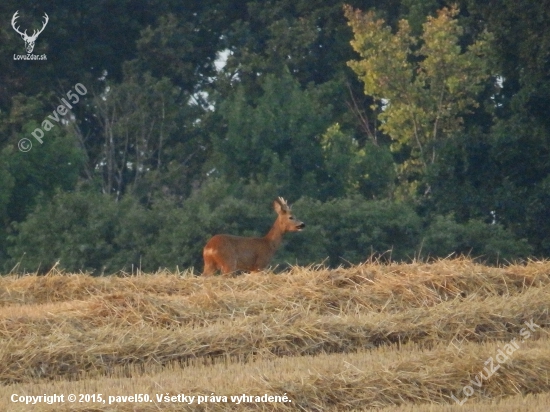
left=476, top=0, right=550, bottom=257
left=345, top=6, right=492, bottom=194
left=0, top=94, right=84, bottom=221
left=421, top=215, right=532, bottom=264
left=88, top=71, right=183, bottom=200
left=0, top=161, right=15, bottom=265
left=286, top=196, right=422, bottom=266
left=321, top=123, right=395, bottom=198
left=8, top=191, right=157, bottom=274
left=209, top=69, right=332, bottom=200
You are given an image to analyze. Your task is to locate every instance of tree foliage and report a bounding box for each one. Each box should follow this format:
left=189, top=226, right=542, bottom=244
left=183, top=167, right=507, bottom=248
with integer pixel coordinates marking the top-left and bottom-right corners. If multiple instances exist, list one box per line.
left=321, top=123, right=395, bottom=198
left=0, top=0, right=546, bottom=273
left=89, top=72, right=183, bottom=199
left=345, top=6, right=492, bottom=190
left=210, top=70, right=332, bottom=200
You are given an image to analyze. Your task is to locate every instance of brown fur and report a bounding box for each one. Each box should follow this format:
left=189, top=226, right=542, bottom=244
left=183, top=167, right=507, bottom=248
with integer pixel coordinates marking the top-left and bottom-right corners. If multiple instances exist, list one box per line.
left=202, top=197, right=305, bottom=275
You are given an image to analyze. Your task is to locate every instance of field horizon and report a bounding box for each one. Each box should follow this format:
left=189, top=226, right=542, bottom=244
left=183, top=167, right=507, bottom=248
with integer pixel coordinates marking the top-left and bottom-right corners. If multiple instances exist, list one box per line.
left=1, top=258, right=549, bottom=411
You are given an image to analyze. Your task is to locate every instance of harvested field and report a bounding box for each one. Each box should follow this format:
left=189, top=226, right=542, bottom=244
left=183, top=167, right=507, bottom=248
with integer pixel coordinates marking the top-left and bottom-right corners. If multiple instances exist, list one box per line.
left=0, top=258, right=549, bottom=411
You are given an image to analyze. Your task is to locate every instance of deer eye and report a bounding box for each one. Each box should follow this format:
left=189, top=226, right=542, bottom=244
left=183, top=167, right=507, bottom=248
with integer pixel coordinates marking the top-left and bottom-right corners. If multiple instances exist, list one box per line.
left=289, top=216, right=294, bottom=220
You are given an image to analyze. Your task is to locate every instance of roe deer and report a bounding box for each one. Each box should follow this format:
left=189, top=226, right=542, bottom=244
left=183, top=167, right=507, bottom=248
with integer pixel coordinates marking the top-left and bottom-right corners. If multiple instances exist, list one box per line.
left=202, top=197, right=305, bottom=275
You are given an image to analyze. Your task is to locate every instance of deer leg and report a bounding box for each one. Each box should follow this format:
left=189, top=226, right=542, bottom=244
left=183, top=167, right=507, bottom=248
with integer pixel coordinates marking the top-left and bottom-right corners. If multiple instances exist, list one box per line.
left=203, top=261, right=216, bottom=276
left=220, top=264, right=234, bottom=276
left=202, top=249, right=218, bottom=276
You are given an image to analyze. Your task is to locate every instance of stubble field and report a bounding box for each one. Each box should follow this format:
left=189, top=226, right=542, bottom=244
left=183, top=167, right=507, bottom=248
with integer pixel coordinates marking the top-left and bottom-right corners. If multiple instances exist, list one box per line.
left=0, top=258, right=549, bottom=411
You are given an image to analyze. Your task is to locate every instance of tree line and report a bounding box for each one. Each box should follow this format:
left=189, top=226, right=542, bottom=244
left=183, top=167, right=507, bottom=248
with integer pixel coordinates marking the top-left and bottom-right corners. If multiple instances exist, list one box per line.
left=0, top=0, right=548, bottom=273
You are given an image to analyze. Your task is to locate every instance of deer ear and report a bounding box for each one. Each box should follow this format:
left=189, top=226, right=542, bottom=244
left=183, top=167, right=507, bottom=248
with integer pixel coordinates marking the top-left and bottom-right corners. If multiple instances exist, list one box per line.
left=273, top=199, right=283, bottom=214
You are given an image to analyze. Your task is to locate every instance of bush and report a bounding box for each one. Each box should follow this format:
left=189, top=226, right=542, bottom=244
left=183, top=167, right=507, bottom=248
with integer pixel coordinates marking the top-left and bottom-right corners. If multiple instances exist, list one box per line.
left=8, top=191, right=155, bottom=274
left=6, top=180, right=284, bottom=274
left=6, top=182, right=533, bottom=275
left=283, top=196, right=422, bottom=266
left=421, top=215, right=532, bottom=264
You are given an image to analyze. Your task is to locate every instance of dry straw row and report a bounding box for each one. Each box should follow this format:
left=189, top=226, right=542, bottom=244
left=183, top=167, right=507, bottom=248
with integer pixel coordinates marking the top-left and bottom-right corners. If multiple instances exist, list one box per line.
left=1, top=259, right=549, bottom=315
left=1, top=337, right=549, bottom=411
left=0, top=280, right=548, bottom=384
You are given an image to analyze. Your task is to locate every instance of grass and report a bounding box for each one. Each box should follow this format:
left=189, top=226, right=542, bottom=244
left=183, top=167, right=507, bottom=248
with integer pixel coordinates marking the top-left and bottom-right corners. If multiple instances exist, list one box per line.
left=0, top=258, right=549, bottom=411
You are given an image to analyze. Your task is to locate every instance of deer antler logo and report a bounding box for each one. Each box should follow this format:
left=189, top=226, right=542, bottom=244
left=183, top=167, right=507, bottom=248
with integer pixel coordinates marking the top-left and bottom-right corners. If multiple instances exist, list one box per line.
left=11, top=11, right=49, bottom=54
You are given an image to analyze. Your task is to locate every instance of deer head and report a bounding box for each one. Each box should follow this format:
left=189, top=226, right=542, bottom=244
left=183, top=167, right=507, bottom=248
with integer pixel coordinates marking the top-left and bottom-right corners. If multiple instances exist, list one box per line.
left=272, top=197, right=305, bottom=233
left=12, top=11, right=49, bottom=54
